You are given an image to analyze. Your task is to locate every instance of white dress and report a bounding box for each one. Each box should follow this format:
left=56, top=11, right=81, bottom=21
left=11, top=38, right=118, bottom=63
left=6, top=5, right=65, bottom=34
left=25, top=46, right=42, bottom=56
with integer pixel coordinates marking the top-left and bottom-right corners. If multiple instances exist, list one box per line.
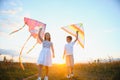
left=37, top=40, right=52, bottom=66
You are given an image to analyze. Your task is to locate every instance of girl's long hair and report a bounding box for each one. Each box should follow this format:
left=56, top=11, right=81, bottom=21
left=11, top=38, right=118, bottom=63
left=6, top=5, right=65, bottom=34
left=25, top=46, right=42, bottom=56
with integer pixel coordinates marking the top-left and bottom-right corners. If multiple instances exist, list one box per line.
left=44, top=32, right=51, bottom=41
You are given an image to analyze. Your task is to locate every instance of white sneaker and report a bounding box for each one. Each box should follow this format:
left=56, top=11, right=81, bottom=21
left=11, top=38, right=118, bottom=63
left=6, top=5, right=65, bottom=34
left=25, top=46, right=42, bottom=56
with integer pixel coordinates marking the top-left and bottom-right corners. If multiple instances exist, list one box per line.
left=37, top=77, right=41, bottom=80
left=67, top=74, right=70, bottom=78
left=70, top=73, right=74, bottom=77
left=44, top=76, right=48, bottom=80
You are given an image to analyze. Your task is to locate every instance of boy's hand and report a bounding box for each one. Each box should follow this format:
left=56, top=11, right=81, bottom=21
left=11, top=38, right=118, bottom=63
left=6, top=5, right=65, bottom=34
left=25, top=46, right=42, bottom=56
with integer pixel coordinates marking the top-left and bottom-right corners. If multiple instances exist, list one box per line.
left=75, top=31, right=78, bottom=41
left=63, top=55, right=65, bottom=59
left=76, top=31, right=79, bottom=34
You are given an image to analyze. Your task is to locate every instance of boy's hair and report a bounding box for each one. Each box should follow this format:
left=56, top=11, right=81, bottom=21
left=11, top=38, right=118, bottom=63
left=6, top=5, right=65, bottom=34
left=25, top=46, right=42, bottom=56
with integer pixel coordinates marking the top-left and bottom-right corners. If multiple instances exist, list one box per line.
left=67, top=36, right=72, bottom=40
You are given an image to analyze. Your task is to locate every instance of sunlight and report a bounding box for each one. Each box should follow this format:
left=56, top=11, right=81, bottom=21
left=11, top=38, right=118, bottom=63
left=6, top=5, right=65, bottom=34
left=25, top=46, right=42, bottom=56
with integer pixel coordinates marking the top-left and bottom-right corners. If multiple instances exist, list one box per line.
left=53, top=58, right=65, bottom=64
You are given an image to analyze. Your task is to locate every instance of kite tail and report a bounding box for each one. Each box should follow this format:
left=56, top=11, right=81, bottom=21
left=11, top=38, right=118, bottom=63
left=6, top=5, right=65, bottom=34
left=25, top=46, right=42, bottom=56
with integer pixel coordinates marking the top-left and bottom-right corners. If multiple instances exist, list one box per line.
left=19, top=56, right=25, bottom=70
left=27, top=42, right=38, bottom=54
left=9, top=24, right=25, bottom=35
left=19, top=35, right=31, bottom=70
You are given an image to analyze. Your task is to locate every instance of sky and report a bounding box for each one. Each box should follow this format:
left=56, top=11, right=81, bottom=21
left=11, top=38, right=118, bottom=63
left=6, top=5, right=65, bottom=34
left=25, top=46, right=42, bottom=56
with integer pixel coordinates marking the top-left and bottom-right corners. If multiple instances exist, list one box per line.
left=0, top=0, right=120, bottom=63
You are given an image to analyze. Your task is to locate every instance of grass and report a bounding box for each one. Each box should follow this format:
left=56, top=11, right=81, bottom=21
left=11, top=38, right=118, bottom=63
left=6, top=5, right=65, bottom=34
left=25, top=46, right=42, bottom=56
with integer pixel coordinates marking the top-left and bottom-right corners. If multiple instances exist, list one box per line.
left=0, top=61, right=120, bottom=80
left=0, top=62, right=37, bottom=80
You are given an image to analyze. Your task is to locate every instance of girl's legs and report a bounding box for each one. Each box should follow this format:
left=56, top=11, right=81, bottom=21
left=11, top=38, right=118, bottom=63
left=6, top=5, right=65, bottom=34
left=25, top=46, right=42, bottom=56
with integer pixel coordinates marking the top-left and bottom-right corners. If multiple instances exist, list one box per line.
left=38, top=65, right=43, bottom=78
left=44, top=66, right=49, bottom=80
left=45, top=66, right=49, bottom=76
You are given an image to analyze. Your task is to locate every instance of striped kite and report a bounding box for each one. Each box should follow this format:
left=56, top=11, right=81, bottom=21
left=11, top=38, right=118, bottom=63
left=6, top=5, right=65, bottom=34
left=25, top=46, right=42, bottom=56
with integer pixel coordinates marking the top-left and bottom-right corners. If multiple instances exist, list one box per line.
left=61, top=23, right=85, bottom=48
left=10, top=17, right=46, bottom=70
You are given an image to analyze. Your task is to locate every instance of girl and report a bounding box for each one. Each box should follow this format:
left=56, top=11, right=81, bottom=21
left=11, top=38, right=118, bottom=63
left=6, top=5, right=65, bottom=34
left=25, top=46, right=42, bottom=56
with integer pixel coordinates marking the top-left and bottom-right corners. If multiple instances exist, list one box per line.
left=37, top=28, right=55, bottom=80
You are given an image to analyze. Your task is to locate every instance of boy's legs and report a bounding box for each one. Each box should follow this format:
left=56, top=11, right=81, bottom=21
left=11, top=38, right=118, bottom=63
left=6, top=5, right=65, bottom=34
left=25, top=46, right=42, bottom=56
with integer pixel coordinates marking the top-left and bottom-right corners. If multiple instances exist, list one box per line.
left=70, top=55, right=74, bottom=76
left=70, top=66, right=73, bottom=73
left=67, top=66, right=71, bottom=75
left=66, top=55, right=71, bottom=78
left=66, top=55, right=74, bottom=78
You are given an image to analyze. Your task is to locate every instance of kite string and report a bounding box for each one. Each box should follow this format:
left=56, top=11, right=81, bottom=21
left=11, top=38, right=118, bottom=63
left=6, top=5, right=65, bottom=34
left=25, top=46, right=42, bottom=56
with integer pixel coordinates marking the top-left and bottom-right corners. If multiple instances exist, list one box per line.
left=26, top=42, right=38, bottom=54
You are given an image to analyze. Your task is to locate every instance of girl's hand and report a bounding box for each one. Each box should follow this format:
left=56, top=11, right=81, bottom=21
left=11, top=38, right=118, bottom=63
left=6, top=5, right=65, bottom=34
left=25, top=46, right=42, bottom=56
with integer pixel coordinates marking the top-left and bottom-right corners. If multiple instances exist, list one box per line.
left=38, top=28, right=43, bottom=42
left=39, top=28, right=42, bottom=32
left=53, top=54, right=55, bottom=58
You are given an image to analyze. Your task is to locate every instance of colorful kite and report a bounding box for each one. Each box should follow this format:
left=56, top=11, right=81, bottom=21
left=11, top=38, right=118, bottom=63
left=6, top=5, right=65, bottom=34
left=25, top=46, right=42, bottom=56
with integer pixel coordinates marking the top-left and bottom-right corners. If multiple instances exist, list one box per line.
left=10, top=17, right=46, bottom=70
left=61, top=23, right=85, bottom=48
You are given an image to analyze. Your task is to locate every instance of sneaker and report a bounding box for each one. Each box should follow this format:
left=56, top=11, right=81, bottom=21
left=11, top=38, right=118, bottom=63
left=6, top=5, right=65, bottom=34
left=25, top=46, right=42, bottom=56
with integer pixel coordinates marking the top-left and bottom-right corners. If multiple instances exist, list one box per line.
left=44, top=76, right=48, bottom=80
left=70, top=73, right=74, bottom=77
left=67, top=74, right=70, bottom=78
left=37, top=77, right=41, bottom=80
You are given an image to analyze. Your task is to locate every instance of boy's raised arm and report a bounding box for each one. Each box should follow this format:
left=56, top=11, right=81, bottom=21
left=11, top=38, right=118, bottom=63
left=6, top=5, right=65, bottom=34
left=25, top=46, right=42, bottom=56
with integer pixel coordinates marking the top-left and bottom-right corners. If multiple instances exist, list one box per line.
left=74, top=31, right=78, bottom=42
left=38, top=28, right=43, bottom=42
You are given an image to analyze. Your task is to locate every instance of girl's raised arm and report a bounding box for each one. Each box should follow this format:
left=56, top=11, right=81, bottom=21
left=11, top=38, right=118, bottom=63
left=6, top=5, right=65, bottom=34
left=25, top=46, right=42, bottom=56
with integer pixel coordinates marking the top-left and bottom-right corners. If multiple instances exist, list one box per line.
left=38, top=28, right=43, bottom=42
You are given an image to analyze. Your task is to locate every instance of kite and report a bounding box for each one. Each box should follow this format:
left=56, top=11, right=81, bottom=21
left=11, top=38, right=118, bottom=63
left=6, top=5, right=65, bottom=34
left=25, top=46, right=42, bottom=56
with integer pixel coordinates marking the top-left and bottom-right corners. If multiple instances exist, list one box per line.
left=10, top=17, right=46, bottom=70
left=61, top=23, right=85, bottom=48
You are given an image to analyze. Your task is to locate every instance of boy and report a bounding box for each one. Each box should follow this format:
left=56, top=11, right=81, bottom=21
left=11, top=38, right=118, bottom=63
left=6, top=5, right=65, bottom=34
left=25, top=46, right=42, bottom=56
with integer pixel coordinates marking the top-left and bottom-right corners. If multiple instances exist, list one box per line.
left=63, top=31, right=78, bottom=78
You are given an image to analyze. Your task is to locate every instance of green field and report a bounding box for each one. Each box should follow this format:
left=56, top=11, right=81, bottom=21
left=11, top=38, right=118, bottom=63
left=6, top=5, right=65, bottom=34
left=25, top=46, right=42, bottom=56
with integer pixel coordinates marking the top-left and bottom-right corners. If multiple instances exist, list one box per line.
left=0, top=61, right=120, bottom=80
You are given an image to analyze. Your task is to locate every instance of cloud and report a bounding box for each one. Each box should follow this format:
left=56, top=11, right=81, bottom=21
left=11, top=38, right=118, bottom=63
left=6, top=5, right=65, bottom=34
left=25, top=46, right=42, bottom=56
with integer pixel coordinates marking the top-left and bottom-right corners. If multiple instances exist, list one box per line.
left=0, top=10, right=16, bottom=15
left=0, top=0, right=31, bottom=34
left=0, top=0, right=23, bottom=7
left=0, top=7, right=23, bottom=15
left=0, top=0, right=23, bottom=15
left=0, top=48, right=18, bottom=56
